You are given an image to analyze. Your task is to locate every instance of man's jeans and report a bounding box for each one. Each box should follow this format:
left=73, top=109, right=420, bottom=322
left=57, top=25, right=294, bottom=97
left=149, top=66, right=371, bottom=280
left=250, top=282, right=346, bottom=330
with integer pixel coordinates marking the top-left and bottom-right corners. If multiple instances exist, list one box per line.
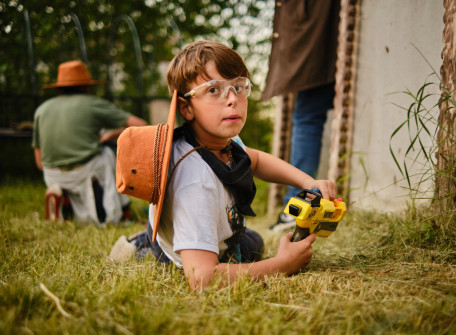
left=284, top=83, right=335, bottom=204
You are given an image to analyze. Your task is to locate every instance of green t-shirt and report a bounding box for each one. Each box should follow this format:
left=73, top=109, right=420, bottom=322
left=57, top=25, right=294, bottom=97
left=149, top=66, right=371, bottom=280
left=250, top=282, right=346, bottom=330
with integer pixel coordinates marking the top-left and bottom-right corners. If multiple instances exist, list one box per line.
left=32, top=94, right=131, bottom=168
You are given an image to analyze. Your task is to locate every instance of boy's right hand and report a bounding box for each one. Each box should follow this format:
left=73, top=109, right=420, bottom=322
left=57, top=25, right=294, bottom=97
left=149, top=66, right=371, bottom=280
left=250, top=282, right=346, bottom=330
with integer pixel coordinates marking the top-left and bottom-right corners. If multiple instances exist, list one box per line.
left=309, top=179, right=337, bottom=200
left=276, top=232, right=316, bottom=275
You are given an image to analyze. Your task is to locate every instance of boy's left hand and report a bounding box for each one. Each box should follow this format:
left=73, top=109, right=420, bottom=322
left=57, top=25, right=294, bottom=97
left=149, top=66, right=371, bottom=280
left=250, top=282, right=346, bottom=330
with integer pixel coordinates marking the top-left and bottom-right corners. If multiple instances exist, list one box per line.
left=311, top=180, right=337, bottom=200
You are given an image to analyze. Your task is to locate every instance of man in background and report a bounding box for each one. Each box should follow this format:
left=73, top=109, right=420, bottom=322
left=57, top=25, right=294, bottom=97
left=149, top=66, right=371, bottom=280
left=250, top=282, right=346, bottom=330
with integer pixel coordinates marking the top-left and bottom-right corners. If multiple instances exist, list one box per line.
left=263, top=0, right=340, bottom=231
left=33, top=60, right=147, bottom=224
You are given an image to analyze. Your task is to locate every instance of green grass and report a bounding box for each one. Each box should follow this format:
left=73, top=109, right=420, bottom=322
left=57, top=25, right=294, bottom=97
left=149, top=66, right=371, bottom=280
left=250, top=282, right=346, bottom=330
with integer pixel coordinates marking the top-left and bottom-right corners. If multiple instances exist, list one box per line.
left=1, top=179, right=456, bottom=334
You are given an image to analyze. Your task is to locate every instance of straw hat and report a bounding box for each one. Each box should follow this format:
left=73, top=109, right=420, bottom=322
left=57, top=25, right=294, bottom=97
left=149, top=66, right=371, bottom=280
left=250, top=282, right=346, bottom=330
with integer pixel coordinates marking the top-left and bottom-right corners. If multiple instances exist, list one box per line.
left=116, top=91, right=177, bottom=242
left=43, top=60, right=105, bottom=88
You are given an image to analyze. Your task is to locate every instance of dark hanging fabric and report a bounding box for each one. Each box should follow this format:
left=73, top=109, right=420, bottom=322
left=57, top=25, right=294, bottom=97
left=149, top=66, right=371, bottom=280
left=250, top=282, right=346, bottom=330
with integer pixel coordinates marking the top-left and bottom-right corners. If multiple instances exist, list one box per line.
left=173, top=123, right=256, bottom=217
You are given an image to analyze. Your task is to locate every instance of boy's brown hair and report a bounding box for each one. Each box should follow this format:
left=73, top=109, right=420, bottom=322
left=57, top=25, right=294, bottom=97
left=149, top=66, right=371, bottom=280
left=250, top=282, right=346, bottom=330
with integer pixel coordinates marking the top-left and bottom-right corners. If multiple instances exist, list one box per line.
left=167, top=40, right=250, bottom=96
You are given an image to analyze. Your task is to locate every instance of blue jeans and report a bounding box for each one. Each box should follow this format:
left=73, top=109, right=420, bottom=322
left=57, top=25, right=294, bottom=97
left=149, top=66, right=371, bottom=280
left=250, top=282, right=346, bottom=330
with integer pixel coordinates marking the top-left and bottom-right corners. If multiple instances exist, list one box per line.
left=284, top=83, right=335, bottom=205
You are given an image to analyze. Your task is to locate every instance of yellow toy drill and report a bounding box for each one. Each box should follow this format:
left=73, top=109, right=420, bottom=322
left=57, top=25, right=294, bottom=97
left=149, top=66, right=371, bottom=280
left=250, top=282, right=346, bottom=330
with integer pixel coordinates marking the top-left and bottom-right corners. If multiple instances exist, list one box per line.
left=284, top=189, right=347, bottom=242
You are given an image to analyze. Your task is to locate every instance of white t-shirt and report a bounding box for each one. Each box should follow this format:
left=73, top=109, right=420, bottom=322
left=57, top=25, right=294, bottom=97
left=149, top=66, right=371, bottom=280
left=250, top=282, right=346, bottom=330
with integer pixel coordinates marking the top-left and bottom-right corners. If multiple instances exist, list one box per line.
left=149, top=136, right=246, bottom=268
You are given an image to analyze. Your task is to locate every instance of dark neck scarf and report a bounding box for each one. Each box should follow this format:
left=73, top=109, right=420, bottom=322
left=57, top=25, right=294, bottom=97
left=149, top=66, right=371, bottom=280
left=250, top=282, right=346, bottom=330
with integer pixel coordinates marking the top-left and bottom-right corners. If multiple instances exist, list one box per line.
left=174, top=123, right=256, bottom=217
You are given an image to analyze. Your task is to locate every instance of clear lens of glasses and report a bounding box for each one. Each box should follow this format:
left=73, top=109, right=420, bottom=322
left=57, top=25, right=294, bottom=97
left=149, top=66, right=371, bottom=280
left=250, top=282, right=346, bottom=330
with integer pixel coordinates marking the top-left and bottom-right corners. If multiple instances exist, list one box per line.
left=184, top=77, right=251, bottom=101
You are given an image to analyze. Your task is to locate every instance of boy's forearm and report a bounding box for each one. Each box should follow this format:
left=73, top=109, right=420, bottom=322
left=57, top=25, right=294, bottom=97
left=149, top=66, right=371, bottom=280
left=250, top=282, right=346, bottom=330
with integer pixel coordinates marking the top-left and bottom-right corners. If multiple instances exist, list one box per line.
left=215, top=257, right=290, bottom=283
left=182, top=250, right=292, bottom=290
left=212, top=233, right=316, bottom=287
left=186, top=258, right=288, bottom=290
left=183, top=235, right=316, bottom=291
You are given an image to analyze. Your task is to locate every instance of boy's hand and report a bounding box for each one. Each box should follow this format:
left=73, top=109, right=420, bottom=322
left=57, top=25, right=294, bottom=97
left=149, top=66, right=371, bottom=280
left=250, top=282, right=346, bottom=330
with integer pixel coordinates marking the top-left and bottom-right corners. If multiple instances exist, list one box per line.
left=276, top=232, right=316, bottom=275
left=311, top=180, right=337, bottom=200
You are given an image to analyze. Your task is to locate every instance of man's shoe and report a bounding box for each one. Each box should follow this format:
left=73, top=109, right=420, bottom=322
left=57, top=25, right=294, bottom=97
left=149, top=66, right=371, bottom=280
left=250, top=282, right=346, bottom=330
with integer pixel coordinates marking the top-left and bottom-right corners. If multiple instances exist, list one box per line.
left=269, top=212, right=296, bottom=232
left=45, top=185, right=63, bottom=221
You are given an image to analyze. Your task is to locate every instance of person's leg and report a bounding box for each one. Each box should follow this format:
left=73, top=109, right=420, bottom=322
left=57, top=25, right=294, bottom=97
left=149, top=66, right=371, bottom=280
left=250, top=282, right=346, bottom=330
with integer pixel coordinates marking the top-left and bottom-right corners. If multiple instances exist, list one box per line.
left=142, top=222, right=171, bottom=264
left=92, top=178, right=107, bottom=223
left=95, top=146, right=131, bottom=224
left=44, top=176, right=91, bottom=223
left=219, top=228, right=264, bottom=263
left=131, top=229, right=152, bottom=262
left=271, top=83, right=334, bottom=231
left=239, top=228, right=264, bottom=262
left=285, top=82, right=335, bottom=203
left=61, top=189, right=73, bottom=220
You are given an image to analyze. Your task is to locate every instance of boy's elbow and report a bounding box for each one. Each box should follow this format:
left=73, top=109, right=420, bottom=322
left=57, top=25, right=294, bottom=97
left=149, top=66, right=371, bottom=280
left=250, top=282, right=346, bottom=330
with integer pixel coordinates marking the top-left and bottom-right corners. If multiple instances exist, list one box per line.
left=181, top=250, right=219, bottom=290
left=187, top=268, right=214, bottom=291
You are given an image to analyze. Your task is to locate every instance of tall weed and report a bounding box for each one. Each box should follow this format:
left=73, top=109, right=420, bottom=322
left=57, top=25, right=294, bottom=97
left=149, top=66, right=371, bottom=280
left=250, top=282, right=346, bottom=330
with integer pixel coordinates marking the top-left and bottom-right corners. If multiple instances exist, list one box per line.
left=389, top=49, right=456, bottom=241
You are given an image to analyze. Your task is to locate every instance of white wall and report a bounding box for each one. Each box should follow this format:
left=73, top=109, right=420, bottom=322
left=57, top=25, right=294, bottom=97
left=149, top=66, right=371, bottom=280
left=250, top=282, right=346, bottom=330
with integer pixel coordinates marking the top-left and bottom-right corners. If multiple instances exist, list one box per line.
left=348, top=0, right=444, bottom=211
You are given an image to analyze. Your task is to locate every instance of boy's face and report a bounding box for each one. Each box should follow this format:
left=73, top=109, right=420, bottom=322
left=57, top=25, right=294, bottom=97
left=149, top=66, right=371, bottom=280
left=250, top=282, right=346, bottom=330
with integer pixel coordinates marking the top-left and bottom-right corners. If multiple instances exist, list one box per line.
left=178, top=60, right=248, bottom=147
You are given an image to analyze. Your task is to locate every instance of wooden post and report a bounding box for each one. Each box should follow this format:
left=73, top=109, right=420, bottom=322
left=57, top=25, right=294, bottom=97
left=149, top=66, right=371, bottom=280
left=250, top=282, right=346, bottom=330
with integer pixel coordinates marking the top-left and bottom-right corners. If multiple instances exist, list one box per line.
left=328, top=0, right=360, bottom=200
left=435, top=0, right=456, bottom=215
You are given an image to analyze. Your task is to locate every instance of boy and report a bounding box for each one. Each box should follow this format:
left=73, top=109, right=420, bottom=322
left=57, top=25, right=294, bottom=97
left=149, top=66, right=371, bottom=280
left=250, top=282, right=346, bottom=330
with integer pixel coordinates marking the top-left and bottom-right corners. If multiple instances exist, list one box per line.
left=138, top=41, right=336, bottom=290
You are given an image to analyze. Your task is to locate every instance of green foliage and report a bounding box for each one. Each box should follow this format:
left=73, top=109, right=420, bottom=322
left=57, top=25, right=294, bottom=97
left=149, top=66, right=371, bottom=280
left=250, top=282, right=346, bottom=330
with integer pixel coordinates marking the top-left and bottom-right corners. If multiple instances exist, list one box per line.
left=389, top=79, right=440, bottom=200
left=0, top=0, right=275, bottom=151
left=241, top=89, right=274, bottom=153
left=1, top=1, right=261, bottom=93
left=1, top=180, right=456, bottom=334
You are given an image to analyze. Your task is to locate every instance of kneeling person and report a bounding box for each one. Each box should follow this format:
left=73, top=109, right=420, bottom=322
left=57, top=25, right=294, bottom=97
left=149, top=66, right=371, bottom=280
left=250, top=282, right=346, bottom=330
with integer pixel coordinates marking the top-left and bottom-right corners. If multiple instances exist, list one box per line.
left=32, top=60, right=147, bottom=224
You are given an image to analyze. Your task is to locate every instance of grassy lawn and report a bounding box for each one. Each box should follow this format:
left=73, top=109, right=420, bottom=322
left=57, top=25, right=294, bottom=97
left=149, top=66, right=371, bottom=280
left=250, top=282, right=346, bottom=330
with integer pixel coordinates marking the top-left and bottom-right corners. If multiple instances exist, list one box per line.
left=1, top=178, right=455, bottom=334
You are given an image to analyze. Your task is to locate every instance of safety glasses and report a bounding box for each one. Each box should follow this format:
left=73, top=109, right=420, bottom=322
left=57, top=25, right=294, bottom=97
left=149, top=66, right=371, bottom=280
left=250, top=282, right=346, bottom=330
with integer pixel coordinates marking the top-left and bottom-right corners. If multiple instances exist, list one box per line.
left=183, top=77, right=252, bottom=102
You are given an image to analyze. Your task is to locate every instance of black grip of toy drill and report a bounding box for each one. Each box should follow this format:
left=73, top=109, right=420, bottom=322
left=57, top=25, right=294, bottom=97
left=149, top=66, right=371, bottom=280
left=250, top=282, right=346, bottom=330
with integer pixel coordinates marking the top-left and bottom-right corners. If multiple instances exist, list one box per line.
left=291, top=226, right=310, bottom=242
